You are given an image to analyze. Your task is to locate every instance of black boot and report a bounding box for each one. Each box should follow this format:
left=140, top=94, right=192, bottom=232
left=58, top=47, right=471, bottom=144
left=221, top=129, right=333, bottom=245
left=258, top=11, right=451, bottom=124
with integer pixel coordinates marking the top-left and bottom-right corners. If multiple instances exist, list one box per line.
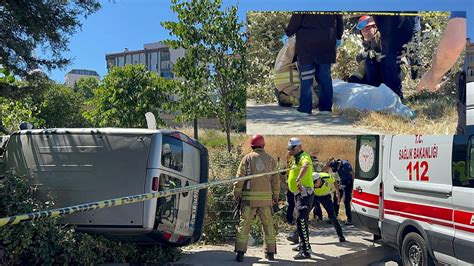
left=339, top=236, right=346, bottom=242
left=236, top=251, right=244, bottom=262
left=265, top=252, right=275, bottom=261
left=287, top=231, right=299, bottom=244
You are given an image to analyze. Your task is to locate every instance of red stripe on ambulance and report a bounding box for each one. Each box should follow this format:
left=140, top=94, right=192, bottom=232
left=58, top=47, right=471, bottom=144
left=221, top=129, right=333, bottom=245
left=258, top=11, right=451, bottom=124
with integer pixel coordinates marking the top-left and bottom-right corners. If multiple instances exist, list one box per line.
left=384, top=199, right=453, bottom=222
left=353, top=190, right=379, bottom=204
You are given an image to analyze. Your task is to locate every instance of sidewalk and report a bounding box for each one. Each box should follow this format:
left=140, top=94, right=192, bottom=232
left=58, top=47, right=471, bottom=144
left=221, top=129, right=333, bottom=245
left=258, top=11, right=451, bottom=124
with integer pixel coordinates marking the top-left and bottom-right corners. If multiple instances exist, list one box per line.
left=173, top=223, right=398, bottom=265
left=246, top=101, right=380, bottom=135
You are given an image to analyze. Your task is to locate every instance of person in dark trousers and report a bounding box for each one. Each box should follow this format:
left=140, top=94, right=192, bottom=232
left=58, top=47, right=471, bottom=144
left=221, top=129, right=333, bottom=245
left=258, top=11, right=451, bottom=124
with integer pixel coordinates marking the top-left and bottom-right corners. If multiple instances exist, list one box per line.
left=372, top=14, right=417, bottom=99
left=313, top=173, right=345, bottom=240
left=286, top=137, right=314, bottom=260
left=325, top=159, right=354, bottom=225
left=285, top=14, right=343, bottom=114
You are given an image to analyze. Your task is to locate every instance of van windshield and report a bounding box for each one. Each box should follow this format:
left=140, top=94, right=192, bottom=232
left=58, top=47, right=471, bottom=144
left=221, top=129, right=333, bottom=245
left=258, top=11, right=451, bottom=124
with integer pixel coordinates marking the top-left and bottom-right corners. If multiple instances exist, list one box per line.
left=161, top=135, right=183, bottom=172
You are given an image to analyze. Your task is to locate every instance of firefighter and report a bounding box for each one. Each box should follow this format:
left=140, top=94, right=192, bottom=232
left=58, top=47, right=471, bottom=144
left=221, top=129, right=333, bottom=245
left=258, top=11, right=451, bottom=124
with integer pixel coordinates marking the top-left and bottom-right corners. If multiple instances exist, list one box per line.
left=234, top=135, right=280, bottom=262
left=348, top=16, right=383, bottom=87
left=286, top=137, right=314, bottom=259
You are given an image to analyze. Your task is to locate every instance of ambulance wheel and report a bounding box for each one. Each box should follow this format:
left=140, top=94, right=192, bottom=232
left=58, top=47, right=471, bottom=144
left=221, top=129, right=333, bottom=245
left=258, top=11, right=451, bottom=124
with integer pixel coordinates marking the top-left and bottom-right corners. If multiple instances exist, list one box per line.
left=401, top=232, right=434, bottom=266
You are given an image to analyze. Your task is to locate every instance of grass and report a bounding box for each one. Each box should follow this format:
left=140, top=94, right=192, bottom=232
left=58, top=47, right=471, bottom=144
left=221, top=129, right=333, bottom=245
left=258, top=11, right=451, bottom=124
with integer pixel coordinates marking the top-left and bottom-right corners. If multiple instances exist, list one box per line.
left=333, top=89, right=457, bottom=135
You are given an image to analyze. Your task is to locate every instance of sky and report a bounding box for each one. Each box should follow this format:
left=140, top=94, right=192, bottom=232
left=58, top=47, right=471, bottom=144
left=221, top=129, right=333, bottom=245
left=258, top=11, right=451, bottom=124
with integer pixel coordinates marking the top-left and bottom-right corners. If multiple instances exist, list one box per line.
left=43, top=0, right=474, bottom=83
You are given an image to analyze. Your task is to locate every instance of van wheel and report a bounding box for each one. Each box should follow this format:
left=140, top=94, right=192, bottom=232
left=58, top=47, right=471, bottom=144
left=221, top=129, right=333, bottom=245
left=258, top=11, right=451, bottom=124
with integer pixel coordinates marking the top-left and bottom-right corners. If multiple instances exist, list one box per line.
left=401, top=232, right=434, bottom=266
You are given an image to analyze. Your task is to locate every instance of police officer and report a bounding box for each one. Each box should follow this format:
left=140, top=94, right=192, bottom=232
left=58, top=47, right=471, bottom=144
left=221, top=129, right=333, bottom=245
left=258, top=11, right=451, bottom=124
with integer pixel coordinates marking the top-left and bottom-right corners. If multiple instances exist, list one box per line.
left=327, top=159, right=354, bottom=225
left=234, top=135, right=280, bottom=262
left=287, top=137, right=314, bottom=260
left=312, top=172, right=345, bottom=242
left=310, top=154, right=323, bottom=221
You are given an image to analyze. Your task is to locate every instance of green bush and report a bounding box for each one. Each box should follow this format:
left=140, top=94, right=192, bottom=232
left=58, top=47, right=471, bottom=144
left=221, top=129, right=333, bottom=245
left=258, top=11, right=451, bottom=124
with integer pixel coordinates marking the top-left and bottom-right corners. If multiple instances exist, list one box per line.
left=0, top=171, right=181, bottom=264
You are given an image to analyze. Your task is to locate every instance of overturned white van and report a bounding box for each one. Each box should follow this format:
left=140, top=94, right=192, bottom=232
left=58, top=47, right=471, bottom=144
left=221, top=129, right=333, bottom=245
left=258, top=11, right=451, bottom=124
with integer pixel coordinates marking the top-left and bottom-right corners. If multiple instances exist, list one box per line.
left=2, top=128, right=208, bottom=246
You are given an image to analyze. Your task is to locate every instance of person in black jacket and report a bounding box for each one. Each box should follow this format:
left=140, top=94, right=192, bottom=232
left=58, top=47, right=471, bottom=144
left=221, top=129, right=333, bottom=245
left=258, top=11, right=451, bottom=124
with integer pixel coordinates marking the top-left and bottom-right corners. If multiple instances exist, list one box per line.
left=285, top=14, right=343, bottom=114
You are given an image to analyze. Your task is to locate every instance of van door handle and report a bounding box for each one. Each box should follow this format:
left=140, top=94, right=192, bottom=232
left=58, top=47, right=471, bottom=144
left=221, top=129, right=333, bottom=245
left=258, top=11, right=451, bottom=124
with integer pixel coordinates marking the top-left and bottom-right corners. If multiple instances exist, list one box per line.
left=356, top=186, right=363, bottom=193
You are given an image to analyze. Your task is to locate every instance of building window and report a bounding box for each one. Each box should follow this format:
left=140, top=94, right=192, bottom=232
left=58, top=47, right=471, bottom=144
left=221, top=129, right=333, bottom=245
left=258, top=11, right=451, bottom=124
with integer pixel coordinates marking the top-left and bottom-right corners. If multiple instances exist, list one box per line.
left=150, top=52, right=158, bottom=72
left=161, top=71, right=174, bottom=79
left=161, top=51, right=170, bottom=61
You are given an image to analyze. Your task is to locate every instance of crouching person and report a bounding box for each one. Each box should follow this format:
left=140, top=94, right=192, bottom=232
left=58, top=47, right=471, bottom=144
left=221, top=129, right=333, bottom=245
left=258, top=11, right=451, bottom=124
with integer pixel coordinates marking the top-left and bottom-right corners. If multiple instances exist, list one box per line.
left=234, top=135, right=280, bottom=262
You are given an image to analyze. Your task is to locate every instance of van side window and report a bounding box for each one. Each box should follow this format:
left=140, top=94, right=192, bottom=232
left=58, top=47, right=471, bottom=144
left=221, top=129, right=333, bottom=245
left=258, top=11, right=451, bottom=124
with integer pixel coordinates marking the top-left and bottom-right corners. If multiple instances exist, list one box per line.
left=356, top=135, right=379, bottom=181
left=459, top=137, right=474, bottom=188
left=161, top=135, right=183, bottom=172
left=156, top=174, right=182, bottom=229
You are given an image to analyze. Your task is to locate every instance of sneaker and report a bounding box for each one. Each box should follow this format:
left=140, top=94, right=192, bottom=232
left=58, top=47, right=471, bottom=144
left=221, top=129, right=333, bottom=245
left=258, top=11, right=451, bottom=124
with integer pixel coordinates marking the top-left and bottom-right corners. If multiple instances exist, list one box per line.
left=293, top=252, right=311, bottom=260
left=265, top=252, right=275, bottom=261
left=292, top=245, right=301, bottom=252
left=318, top=110, right=332, bottom=115
left=235, top=251, right=244, bottom=262
left=287, top=234, right=299, bottom=244
left=290, top=109, right=311, bottom=116
left=292, top=245, right=312, bottom=252
left=344, top=220, right=353, bottom=226
left=339, top=236, right=346, bottom=242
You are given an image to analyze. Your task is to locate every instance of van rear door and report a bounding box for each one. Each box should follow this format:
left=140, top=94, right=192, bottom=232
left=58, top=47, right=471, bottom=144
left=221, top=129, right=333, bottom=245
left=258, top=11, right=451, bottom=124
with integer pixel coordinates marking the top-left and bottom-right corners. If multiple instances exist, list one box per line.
left=353, top=135, right=382, bottom=236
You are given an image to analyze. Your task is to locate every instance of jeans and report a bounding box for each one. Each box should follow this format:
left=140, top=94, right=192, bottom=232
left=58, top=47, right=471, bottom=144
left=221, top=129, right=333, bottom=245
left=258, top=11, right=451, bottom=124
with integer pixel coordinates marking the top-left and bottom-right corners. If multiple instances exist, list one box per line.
left=298, top=61, right=333, bottom=112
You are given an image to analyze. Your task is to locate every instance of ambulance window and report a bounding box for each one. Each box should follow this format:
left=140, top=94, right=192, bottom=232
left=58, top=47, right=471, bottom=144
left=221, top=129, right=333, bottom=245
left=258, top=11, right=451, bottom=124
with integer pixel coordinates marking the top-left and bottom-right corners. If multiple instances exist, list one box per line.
left=155, top=174, right=181, bottom=229
left=462, top=138, right=474, bottom=188
left=161, top=135, right=183, bottom=172
left=356, top=135, right=379, bottom=181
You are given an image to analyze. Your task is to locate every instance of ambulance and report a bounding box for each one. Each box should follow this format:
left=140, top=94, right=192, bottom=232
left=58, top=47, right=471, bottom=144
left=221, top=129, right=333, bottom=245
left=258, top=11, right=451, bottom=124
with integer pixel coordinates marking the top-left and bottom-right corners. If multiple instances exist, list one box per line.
left=352, top=132, right=474, bottom=265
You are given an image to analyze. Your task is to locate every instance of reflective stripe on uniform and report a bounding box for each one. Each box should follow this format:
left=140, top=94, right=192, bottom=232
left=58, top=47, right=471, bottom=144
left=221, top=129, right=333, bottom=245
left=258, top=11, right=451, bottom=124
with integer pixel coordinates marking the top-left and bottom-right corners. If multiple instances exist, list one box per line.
left=242, top=191, right=272, bottom=200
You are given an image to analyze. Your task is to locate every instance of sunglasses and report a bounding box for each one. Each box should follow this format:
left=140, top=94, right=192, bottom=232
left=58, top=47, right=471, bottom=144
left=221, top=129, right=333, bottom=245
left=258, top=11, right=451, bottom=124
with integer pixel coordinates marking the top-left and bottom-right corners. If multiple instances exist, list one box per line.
left=288, top=145, right=297, bottom=151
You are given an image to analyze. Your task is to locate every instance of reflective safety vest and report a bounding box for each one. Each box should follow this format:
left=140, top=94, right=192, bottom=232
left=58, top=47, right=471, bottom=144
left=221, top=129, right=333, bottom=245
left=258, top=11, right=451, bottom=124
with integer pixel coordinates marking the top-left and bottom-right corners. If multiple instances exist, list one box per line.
left=288, top=151, right=313, bottom=193
left=314, top=172, right=335, bottom=197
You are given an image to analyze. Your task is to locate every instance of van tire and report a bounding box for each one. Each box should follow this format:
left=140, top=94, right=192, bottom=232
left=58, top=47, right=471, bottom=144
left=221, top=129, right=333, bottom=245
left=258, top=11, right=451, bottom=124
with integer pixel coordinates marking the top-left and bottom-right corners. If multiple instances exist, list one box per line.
left=401, top=232, right=434, bottom=266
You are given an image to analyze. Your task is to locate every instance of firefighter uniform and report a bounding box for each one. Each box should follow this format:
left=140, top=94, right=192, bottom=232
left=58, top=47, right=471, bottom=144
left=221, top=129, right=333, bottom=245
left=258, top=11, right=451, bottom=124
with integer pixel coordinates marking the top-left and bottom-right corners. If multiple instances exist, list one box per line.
left=233, top=148, right=280, bottom=255
left=313, top=172, right=345, bottom=241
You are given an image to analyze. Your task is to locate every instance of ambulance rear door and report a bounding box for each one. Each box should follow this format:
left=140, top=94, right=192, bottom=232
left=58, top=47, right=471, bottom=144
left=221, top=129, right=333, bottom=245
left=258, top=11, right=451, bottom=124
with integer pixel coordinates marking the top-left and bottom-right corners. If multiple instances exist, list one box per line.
left=352, top=135, right=382, bottom=236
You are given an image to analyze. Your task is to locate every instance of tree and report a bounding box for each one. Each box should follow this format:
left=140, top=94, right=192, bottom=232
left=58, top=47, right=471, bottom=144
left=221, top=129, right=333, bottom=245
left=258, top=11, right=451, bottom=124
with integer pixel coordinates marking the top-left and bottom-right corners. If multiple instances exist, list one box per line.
left=162, top=0, right=248, bottom=152
left=35, top=84, right=89, bottom=128
left=73, top=77, right=99, bottom=100
left=0, top=0, right=100, bottom=79
left=84, top=64, right=173, bottom=128
left=246, top=12, right=291, bottom=103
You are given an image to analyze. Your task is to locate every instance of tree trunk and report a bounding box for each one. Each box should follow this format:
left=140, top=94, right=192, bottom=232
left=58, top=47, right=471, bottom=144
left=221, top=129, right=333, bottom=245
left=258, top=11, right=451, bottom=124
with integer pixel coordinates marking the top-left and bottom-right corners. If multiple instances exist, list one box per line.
left=193, top=118, right=198, bottom=140
left=225, top=117, right=231, bottom=153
